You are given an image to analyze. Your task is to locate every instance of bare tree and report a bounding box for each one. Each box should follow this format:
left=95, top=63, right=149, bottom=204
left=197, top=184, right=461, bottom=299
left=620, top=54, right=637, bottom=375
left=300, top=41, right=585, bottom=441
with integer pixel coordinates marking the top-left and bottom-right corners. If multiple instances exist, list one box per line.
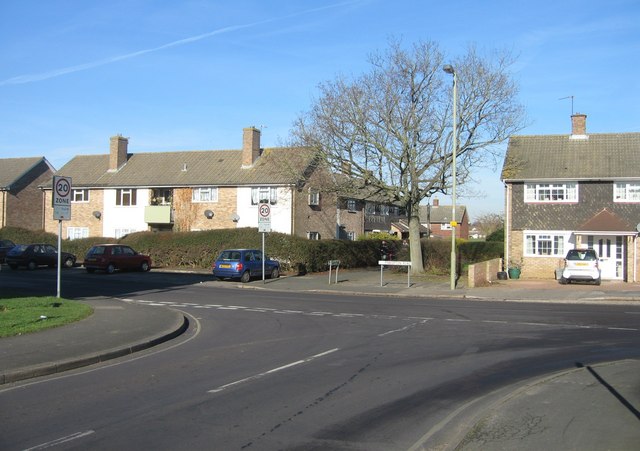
left=473, top=212, right=505, bottom=237
left=292, top=39, right=525, bottom=273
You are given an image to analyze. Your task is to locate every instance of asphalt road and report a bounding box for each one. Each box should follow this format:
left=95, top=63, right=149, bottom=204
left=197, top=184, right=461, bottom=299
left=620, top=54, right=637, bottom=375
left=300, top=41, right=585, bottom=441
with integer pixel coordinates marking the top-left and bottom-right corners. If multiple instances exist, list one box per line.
left=2, top=268, right=640, bottom=450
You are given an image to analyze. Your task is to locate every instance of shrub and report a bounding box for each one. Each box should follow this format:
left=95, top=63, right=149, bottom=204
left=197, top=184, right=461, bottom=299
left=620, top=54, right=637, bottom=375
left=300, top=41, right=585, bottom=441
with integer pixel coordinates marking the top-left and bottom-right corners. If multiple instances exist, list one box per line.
left=1, top=227, right=502, bottom=274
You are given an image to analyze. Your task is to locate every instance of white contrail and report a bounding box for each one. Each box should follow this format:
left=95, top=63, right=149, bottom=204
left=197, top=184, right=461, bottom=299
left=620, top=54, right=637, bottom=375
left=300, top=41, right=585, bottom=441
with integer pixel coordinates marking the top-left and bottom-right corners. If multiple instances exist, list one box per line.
left=0, top=0, right=364, bottom=86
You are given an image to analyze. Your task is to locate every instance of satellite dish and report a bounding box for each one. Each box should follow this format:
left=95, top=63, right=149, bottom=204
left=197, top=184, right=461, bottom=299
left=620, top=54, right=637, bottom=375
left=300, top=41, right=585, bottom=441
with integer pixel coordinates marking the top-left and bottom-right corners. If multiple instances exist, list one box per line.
left=636, top=223, right=640, bottom=233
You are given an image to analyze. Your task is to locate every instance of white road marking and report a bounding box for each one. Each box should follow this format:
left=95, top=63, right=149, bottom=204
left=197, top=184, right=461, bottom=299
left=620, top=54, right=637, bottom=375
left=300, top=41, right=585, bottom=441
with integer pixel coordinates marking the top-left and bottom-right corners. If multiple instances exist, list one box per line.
left=24, top=430, right=95, bottom=450
left=117, top=298, right=639, bottom=332
left=378, top=319, right=430, bottom=337
left=208, top=348, right=339, bottom=394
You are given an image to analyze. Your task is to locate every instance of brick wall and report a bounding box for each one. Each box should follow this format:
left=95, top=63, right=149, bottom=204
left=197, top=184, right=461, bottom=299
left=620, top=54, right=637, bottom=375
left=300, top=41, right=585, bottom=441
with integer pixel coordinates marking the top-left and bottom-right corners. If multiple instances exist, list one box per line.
left=5, top=161, right=53, bottom=230
left=174, top=187, right=238, bottom=231
left=44, top=190, right=104, bottom=237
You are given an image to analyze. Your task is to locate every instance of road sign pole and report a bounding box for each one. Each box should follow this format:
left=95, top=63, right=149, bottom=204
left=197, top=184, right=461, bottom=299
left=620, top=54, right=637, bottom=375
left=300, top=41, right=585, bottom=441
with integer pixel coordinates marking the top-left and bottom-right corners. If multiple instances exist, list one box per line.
left=262, top=232, right=266, bottom=284
left=57, top=220, right=62, bottom=298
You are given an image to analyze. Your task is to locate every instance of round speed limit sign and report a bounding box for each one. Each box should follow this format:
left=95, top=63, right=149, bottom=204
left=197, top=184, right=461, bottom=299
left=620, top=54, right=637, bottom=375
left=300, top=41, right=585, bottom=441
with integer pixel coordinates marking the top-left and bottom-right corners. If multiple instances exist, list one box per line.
left=259, top=204, right=271, bottom=217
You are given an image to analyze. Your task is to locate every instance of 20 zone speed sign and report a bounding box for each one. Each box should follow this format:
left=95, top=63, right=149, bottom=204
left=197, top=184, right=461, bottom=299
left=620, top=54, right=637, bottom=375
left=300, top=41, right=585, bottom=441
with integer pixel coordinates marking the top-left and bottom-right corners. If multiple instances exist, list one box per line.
left=258, top=203, right=271, bottom=232
left=53, top=176, right=72, bottom=206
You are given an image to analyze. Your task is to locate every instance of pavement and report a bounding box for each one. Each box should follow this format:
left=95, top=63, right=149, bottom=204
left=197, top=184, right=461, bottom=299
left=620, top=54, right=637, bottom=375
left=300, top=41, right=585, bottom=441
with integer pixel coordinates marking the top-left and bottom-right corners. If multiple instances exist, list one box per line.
left=2, top=267, right=640, bottom=449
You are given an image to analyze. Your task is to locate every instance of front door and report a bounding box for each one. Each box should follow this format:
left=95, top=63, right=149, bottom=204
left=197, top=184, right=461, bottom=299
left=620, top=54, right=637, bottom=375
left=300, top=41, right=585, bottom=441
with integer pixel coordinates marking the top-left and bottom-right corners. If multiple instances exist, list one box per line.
left=588, top=235, right=624, bottom=280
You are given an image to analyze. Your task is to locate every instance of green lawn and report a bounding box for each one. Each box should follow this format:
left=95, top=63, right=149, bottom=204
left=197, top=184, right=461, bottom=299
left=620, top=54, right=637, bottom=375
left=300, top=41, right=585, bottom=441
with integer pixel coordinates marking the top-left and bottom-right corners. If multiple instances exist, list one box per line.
left=0, top=297, right=93, bottom=338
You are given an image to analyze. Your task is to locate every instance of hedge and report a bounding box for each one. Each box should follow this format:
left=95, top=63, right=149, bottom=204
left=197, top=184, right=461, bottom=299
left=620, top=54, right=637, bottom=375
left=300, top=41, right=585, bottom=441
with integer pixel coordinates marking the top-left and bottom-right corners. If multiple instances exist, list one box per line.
left=0, top=227, right=502, bottom=274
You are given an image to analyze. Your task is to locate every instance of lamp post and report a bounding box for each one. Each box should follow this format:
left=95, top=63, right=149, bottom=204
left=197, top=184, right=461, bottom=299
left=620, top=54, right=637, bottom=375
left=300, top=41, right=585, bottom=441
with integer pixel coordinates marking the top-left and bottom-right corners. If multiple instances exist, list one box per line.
left=443, top=64, right=457, bottom=290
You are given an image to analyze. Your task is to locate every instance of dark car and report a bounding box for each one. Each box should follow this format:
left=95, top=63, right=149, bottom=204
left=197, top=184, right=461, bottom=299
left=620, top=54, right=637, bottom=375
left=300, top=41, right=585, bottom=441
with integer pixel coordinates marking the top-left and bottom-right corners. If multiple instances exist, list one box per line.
left=6, top=243, right=76, bottom=270
left=0, top=239, right=16, bottom=263
left=84, top=244, right=152, bottom=274
left=212, top=249, right=280, bottom=283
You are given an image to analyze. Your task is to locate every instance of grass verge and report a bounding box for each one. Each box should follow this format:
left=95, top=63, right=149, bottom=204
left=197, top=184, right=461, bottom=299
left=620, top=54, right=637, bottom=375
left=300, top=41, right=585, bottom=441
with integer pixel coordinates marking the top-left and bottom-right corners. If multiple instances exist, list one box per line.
left=0, top=297, right=93, bottom=338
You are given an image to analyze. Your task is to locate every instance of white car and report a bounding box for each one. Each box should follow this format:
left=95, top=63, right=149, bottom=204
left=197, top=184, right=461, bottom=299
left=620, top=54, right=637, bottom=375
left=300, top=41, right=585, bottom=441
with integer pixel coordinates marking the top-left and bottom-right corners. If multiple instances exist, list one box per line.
left=560, top=248, right=601, bottom=285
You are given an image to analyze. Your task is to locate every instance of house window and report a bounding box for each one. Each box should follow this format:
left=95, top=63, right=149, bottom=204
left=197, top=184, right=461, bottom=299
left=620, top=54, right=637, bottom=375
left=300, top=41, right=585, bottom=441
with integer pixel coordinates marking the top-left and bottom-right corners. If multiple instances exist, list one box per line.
left=152, top=189, right=173, bottom=205
left=114, top=228, right=136, bottom=239
left=116, top=189, right=137, bottom=206
left=347, top=231, right=356, bottom=241
left=67, top=227, right=89, bottom=240
left=524, top=183, right=577, bottom=202
left=72, top=189, right=89, bottom=203
left=192, top=187, right=218, bottom=203
left=525, top=233, right=565, bottom=256
left=614, top=182, right=640, bottom=202
left=346, top=199, right=357, bottom=212
left=251, top=187, right=277, bottom=205
left=308, top=189, right=320, bottom=206
left=307, top=231, right=320, bottom=240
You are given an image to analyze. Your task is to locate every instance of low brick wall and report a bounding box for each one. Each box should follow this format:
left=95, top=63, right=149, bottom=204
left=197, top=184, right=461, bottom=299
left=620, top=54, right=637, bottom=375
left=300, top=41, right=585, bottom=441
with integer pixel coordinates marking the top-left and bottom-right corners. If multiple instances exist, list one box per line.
left=467, top=258, right=503, bottom=288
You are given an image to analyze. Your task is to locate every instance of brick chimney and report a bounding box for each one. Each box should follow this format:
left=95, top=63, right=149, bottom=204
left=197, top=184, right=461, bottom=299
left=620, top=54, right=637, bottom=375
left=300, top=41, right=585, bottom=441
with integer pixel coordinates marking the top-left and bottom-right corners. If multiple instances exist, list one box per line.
left=242, top=127, right=261, bottom=167
left=432, top=198, right=439, bottom=207
left=571, top=113, right=587, bottom=137
left=109, top=135, right=129, bottom=171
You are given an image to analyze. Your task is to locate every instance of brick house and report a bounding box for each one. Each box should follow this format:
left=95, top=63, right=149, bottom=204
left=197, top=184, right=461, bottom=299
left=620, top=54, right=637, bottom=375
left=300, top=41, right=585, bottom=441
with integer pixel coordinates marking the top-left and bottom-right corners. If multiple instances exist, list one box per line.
left=419, top=198, right=469, bottom=239
left=42, top=128, right=338, bottom=240
left=0, top=157, right=55, bottom=230
left=501, top=113, right=640, bottom=281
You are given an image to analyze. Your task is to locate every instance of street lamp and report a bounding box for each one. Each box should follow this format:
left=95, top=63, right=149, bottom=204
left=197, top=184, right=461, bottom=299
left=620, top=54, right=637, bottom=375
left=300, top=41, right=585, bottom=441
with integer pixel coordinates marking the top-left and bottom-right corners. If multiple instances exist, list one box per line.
left=443, top=64, right=457, bottom=290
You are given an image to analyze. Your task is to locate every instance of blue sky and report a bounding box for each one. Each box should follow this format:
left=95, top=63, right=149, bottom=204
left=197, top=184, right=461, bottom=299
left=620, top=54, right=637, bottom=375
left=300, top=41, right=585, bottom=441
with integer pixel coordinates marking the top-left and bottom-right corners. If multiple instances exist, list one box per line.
left=1, top=0, right=639, bottom=219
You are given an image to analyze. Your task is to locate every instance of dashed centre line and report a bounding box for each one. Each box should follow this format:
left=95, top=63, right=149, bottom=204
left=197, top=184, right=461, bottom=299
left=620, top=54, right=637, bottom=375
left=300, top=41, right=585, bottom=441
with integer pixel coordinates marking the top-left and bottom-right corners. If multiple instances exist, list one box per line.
left=118, top=299, right=639, bottom=332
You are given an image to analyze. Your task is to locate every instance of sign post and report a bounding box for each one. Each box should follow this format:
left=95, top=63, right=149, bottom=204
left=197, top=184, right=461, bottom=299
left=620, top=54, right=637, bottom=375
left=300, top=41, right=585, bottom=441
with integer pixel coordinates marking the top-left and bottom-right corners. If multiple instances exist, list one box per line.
left=52, top=176, right=72, bottom=298
left=258, top=203, right=271, bottom=283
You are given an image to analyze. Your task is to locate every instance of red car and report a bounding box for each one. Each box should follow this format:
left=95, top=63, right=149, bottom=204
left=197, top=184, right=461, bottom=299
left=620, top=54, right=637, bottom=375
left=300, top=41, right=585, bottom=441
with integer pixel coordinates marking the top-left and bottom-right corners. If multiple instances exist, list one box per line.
left=84, top=244, right=151, bottom=274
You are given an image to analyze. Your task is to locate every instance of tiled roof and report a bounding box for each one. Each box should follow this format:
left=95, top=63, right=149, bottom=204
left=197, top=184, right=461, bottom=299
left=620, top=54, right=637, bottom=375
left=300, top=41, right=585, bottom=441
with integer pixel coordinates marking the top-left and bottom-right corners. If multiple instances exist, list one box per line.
left=0, top=157, right=51, bottom=189
left=419, top=204, right=466, bottom=223
left=577, top=208, right=634, bottom=233
left=51, top=147, right=316, bottom=188
left=501, top=133, right=640, bottom=181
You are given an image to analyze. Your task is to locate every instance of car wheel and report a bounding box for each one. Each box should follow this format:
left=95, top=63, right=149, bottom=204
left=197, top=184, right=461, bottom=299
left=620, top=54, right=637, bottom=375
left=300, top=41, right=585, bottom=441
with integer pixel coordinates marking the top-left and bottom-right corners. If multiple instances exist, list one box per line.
left=8, top=263, right=18, bottom=270
left=106, top=263, right=116, bottom=274
left=27, top=260, right=37, bottom=271
left=63, top=257, right=74, bottom=268
left=86, top=268, right=96, bottom=273
left=559, top=277, right=567, bottom=285
left=240, top=271, right=251, bottom=283
left=595, top=277, right=601, bottom=286
left=270, top=267, right=280, bottom=279
left=140, top=261, right=150, bottom=272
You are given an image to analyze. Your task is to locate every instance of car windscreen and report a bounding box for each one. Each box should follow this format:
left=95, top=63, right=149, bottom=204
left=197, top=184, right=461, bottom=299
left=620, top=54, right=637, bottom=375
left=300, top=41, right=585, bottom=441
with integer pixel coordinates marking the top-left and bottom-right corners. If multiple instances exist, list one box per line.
left=87, top=246, right=106, bottom=256
left=218, top=251, right=241, bottom=261
left=8, top=244, right=28, bottom=253
left=566, top=250, right=597, bottom=261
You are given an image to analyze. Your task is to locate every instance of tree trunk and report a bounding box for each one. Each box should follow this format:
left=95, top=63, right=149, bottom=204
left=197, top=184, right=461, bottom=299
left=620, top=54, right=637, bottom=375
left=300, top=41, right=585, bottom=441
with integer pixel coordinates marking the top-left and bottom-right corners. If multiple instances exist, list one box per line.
left=408, top=212, right=424, bottom=274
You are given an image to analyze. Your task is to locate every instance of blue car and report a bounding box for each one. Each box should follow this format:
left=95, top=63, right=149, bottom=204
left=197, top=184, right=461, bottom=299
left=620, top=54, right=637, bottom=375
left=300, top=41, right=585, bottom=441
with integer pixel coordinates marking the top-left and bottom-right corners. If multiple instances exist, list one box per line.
left=212, top=249, right=280, bottom=283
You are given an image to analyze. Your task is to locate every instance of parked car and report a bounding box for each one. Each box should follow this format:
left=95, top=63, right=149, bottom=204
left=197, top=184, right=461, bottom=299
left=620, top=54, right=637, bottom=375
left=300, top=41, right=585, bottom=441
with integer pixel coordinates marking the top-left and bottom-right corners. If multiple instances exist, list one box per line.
left=84, top=244, right=152, bottom=274
left=0, top=239, right=16, bottom=262
left=5, top=243, right=76, bottom=270
left=560, top=248, right=601, bottom=285
left=212, top=249, right=280, bottom=282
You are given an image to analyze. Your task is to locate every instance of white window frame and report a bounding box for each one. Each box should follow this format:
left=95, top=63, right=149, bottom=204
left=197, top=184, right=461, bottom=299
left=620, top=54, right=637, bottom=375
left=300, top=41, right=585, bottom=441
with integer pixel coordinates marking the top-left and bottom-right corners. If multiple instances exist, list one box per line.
left=308, top=189, right=320, bottom=206
left=192, top=187, right=218, bottom=203
left=524, top=231, right=568, bottom=256
left=72, top=189, right=89, bottom=203
left=346, top=199, right=357, bottom=212
left=251, top=187, right=278, bottom=205
left=613, top=181, right=640, bottom=202
left=114, top=228, right=137, bottom=239
left=524, top=182, right=578, bottom=203
left=116, top=188, right=137, bottom=206
left=67, top=227, right=89, bottom=240
left=307, top=231, right=320, bottom=240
